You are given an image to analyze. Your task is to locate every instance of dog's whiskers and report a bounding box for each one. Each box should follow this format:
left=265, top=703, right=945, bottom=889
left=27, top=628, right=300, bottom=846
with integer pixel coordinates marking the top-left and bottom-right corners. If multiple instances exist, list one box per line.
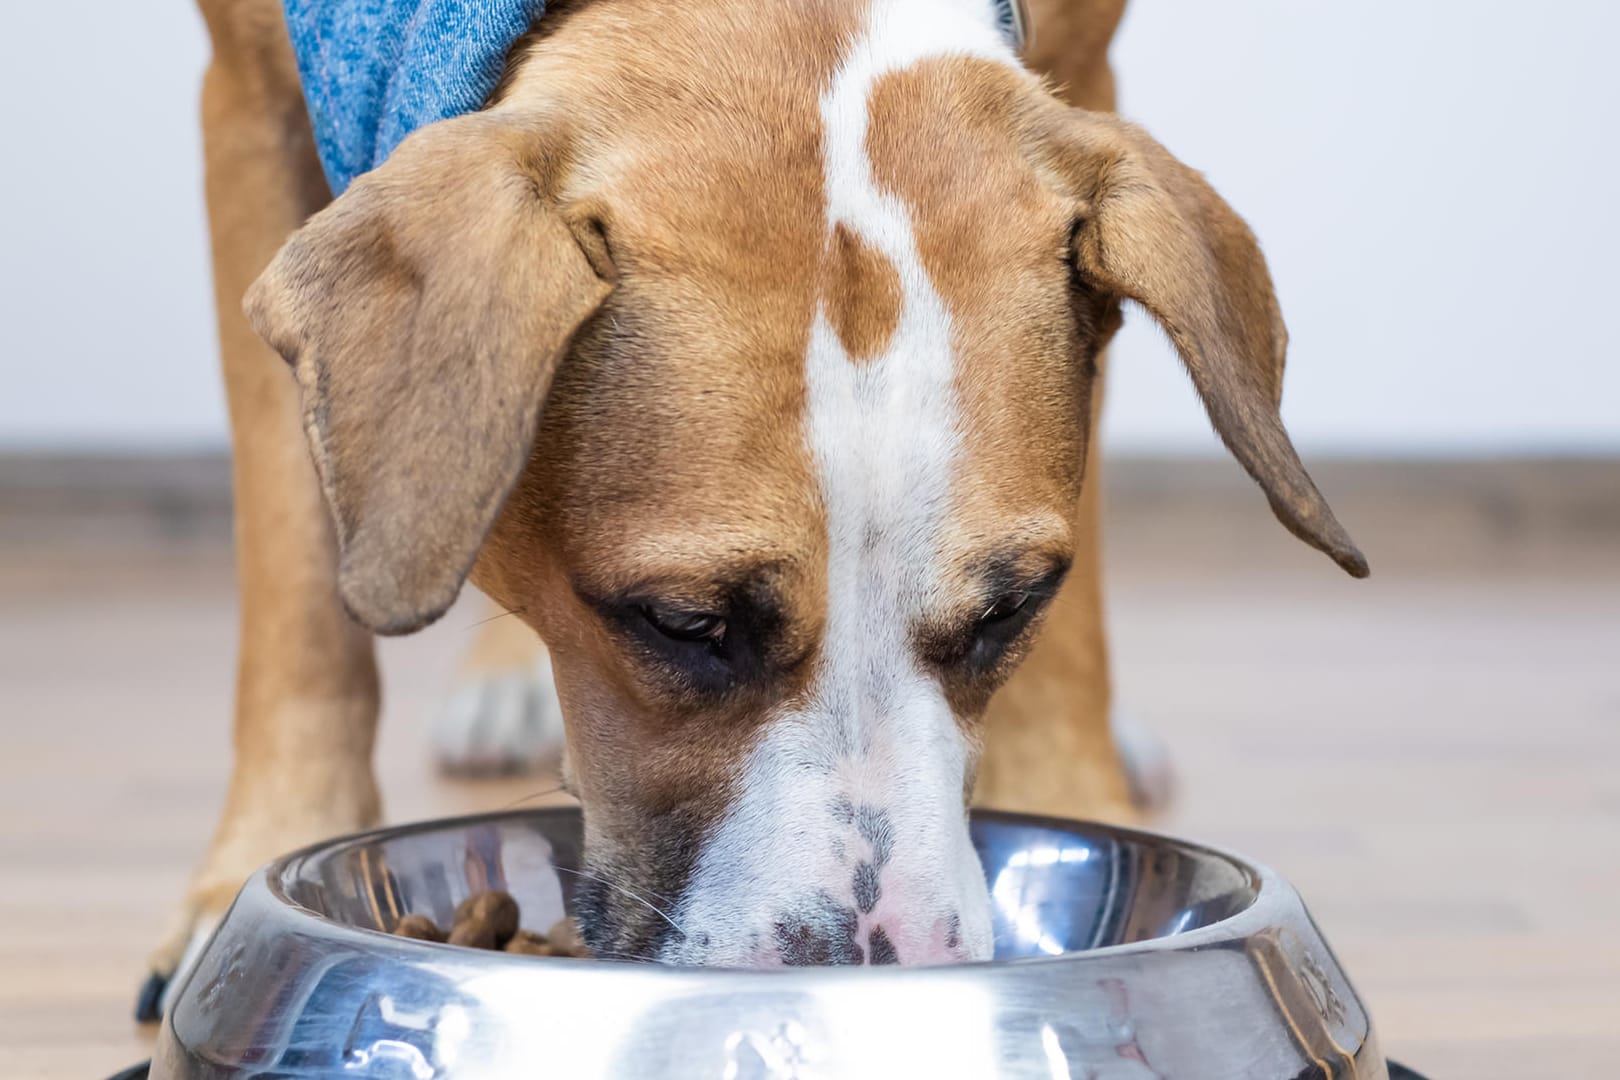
left=553, top=865, right=688, bottom=939
left=581, top=947, right=644, bottom=963
left=497, top=783, right=574, bottom=811
left=554, top=863, right=680, bottom=909
left=464, top=606, right=528, bottom=630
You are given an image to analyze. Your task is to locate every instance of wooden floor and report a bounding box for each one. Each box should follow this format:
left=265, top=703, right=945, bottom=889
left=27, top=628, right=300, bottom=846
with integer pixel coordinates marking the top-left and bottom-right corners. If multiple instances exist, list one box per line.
left=2, top=458, right=1617, bottom=1078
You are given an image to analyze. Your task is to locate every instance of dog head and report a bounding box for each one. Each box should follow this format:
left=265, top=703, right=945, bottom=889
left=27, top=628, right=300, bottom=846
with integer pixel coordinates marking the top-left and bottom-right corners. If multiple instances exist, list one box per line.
left=246, top=0, right=1364, bottom=967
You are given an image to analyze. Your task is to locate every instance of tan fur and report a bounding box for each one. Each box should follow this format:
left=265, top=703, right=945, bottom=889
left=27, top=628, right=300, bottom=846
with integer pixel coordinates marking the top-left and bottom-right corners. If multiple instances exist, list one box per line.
left=152, top=0, right=381, bottom=980
left=244, top=112, right=617, bottom=633
left=976, top=0, right=1132, bottom=818
left=467, top=1, right=850, bottom=902
left=824, top=222, right=903, bottom=362
left=157, top=0, right=1364, bottom=981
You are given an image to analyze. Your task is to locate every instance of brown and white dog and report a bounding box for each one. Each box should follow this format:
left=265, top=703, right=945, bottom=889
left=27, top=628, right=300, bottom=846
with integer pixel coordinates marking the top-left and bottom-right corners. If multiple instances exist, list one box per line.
left=155, top=0, right=1365, bottom=1003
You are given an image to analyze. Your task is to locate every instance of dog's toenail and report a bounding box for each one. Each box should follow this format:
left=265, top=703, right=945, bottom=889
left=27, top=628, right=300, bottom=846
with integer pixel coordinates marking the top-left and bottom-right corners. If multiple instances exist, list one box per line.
left=134, top=971, right=167, bottom=1023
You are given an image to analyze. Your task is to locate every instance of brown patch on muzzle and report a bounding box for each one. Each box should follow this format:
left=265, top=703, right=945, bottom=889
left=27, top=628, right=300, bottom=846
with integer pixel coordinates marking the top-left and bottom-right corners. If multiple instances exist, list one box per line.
left=823, top=221, right=902, bottom=362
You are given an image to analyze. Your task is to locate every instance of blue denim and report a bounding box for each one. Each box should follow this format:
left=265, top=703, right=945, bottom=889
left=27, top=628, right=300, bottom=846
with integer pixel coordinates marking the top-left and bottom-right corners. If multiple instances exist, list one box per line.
left=282, top=0, right=549, bottom=194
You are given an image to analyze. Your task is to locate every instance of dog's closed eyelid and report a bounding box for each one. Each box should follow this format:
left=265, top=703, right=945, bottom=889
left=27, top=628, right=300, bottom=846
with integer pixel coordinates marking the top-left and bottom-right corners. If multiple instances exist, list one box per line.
left=579, top=573, right=805, bottom=698
left=571, top=573, right=726, bottom=615
left=972, top=552, right=1072, bottom=603
left=639, top=604, right=726, bottom=644
left=912, top=558, right=1069, bottom=672
left=600, top=586, right=728, bottom=613
left=568, top=550, right=801, bottom=607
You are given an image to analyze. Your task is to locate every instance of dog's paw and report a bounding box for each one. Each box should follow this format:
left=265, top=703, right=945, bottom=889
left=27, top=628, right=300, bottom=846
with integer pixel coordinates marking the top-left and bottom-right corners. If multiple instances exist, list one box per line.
left=137, top=897, right=228, bottom=1022
left=432, top=659, right=565, bottom=776
left=138, top=773, right=382, bottom=1023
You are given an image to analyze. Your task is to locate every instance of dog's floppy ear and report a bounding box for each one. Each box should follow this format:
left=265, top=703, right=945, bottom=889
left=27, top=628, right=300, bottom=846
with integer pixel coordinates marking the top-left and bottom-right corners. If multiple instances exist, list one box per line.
left=245, top=112, right=613, bottom=634
left=1040, top=109, right=1368, bottom=578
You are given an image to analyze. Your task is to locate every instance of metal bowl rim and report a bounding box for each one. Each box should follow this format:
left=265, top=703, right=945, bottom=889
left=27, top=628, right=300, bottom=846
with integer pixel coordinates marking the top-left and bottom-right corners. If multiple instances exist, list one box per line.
left=259, top=805, right=1281, bottom=979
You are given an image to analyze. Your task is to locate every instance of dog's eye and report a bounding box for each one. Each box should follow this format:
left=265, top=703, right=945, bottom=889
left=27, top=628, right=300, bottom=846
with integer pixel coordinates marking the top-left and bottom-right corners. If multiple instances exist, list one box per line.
left=966, top=589, right=1044, bottom=663
left=979, top=591, right=1033, bottom=626
left=641, top=605, right=726, bottom=645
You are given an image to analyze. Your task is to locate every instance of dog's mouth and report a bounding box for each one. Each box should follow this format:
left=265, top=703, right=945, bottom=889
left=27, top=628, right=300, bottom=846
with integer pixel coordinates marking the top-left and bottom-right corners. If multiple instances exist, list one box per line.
left=567, top=860, right=690, bottom=963
left=567, top=855, right=991, bottom=969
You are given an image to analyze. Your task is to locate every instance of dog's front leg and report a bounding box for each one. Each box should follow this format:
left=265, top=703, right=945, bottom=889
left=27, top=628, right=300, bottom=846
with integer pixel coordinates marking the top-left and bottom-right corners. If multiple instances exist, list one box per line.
left=139, top=2, right=381, bottom=1020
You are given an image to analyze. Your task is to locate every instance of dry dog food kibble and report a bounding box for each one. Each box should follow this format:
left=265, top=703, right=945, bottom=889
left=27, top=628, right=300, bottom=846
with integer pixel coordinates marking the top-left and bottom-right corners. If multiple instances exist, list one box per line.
left=542, top=914, right=586, bottom=956
left=391, top=913, right=448, bottom=942
left=390, top=890, right=590, bottom=958
left=503, top=929, right=556, bottom=956
left=450, top=889, right=520, bottom=947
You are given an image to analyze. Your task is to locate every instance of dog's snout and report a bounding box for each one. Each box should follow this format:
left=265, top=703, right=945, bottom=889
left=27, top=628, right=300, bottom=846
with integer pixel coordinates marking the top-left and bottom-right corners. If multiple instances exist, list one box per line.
left=768, top=893, right=969, bottom=967
left=774, top=895, right=864, bottom=966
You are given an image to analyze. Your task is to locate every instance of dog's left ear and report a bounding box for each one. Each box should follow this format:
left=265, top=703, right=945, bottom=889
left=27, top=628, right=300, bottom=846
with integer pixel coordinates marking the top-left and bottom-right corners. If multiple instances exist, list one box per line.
left=1037, top=108, right=1368, bottom=578
left=245, top=111, right=614, bottom=634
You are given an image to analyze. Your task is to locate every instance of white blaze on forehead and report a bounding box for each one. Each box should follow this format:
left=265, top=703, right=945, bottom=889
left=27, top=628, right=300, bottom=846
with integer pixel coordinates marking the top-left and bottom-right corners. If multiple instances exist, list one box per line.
left=666, top=1, right=1019, bottom=965
left=805, top=0, right=1016, bottom=736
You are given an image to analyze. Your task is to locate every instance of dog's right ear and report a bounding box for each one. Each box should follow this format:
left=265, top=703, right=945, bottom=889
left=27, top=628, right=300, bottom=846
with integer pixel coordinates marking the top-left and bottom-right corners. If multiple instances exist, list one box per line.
left=1035, top=107, right=1368, bottom=578
left=245, top=111, right=613, bottom=635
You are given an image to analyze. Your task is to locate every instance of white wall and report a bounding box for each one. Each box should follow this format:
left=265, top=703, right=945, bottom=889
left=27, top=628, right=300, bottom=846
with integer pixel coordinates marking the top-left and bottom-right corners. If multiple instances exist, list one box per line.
left=0, top=3, right=219, bottom=449
left=1103, top=1, right=1620, bottom=454
left=1, top=2, right=1616, bottom=454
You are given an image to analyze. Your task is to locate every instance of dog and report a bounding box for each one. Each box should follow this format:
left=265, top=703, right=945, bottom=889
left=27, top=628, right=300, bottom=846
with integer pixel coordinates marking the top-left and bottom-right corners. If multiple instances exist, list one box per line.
left=146, top=0, right=1366, bottom=1014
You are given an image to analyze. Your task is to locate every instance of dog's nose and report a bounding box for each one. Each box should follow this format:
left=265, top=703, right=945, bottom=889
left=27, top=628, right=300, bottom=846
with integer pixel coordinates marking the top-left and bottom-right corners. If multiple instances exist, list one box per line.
left=876, top=925, right=977, bottom=966
left=865, top=914, right=976, bottom=967
left=772, top=899, right=966, bottom=967
left=772, top=900, right=865, bottom=965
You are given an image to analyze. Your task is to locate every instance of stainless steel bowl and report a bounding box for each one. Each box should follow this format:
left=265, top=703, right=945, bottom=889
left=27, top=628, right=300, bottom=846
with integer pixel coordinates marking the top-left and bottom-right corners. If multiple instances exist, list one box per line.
left=153, top=808, right=1387, bottom=1079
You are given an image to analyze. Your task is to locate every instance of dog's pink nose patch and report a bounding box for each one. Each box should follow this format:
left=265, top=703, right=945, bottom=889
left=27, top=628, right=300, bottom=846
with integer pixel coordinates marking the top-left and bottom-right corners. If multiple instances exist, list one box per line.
left=862, top=912, right=970, bottom=967
left=771, top=890, right=968, bottom=967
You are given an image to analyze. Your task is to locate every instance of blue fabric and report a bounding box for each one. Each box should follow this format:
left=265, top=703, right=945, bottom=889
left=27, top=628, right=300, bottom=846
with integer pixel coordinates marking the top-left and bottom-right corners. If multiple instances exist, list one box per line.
left=285, top=0, right=1026, bottom=196
left=282, top=0, right=549, bottom=195
left=990, top=0, right=1027, bottom=52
